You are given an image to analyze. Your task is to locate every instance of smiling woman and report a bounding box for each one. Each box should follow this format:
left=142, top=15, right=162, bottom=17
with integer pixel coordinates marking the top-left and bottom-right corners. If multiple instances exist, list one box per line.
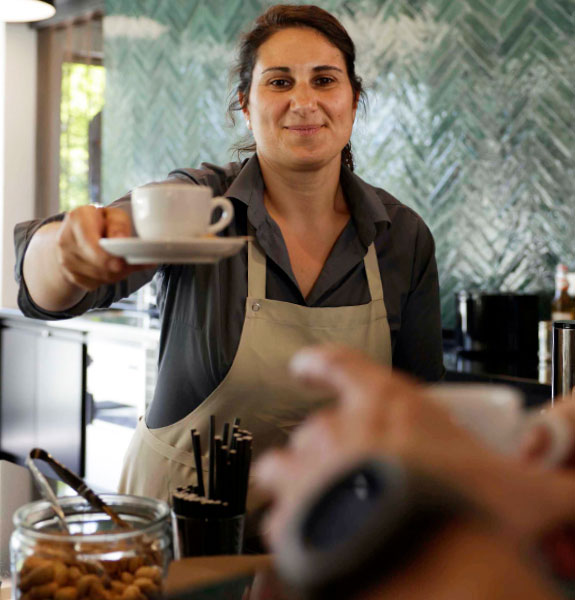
left=15, top=4, right=444, bottom=535
left=243, top=28, right=357, bottom=174
left=229, top=5, right=365, bottom=172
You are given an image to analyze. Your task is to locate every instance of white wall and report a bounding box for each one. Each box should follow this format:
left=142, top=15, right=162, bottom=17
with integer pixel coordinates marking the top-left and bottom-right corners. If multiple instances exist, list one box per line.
left=0, top=23, right=37, bottom=308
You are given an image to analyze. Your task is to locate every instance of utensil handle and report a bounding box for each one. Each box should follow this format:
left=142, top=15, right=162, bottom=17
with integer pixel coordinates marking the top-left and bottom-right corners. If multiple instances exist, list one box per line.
left=29, top=448, right=131, bottom=529
left=26, top=452, right=69, bottom=532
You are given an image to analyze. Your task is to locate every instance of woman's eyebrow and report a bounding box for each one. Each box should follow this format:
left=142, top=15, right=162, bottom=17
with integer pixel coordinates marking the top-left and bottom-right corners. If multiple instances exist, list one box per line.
left=260, top=66, right=290, bottom=74
left=312, top=65, right=344, bottom=73
left=260, top=65, right=344, bottom=75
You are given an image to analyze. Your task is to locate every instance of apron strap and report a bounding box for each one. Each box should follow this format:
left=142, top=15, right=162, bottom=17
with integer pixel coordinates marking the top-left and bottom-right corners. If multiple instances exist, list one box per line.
left=248, top=225, right=267, bottom=298
left=364, top=243, right=384, bottom=301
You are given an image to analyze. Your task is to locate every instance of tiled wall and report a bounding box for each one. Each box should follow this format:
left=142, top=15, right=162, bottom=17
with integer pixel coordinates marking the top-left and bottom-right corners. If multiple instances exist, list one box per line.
left=103, top=0, right=575, bottom=326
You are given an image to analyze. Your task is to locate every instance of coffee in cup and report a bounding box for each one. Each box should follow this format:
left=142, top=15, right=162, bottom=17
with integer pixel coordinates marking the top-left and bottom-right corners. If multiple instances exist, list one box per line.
left=131, top=183, right=234, bottom=240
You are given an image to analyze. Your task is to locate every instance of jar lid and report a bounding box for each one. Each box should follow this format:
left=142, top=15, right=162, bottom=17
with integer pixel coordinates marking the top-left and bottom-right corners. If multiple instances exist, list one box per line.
left=553, top=320, right=575, bottom=329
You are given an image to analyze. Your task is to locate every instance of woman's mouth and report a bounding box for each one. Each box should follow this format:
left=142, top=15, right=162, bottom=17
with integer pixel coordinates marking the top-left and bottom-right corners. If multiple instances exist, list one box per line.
left=285, top=125, right=323, bottom=136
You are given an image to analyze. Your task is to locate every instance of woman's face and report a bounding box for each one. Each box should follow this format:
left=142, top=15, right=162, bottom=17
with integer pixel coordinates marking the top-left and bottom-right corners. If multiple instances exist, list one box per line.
left=243, top=27, right=358, bottom=171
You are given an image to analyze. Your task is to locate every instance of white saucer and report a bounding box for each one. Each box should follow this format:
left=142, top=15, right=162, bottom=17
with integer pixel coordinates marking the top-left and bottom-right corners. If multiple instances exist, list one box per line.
left=99, top=237, right=250, bottom=265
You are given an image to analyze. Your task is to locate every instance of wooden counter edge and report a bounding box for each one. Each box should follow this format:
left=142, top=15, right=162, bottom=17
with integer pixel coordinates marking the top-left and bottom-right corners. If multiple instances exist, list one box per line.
left=165, top=554, right=273, bottom=595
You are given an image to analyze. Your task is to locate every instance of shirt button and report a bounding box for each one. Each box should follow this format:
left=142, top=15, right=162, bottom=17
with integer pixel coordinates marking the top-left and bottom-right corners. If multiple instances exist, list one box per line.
left=252, top=302, right=261, bottom=312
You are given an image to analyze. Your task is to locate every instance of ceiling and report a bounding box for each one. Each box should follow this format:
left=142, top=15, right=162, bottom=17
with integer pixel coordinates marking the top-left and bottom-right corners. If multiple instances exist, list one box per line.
left=34, top=0, right=104, bottom=27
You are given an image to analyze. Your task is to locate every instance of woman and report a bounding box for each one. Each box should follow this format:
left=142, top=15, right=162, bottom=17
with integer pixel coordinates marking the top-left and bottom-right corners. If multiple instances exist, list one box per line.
left=14, top=5, right=443, bottom=505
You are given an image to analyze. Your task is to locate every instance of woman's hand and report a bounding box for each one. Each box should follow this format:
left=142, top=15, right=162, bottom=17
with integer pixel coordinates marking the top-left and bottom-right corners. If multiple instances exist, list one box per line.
left=519, top=398, right=575, bottom=579
left=55, top=205, right=137, bottom=291
left=23, top=204, right=151, bottom=311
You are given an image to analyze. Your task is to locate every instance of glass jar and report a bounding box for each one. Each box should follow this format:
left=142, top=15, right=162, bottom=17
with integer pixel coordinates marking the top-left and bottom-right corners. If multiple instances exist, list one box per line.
left=10, top=494, right=172, bottom=600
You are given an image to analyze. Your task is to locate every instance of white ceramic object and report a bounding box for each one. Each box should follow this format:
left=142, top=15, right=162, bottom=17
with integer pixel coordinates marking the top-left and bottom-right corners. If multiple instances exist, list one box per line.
left=99, top=237, right=249, bottom=264
left=131, top=183, right=234, bottom=240
left=427, top=383, right=523, bottom=454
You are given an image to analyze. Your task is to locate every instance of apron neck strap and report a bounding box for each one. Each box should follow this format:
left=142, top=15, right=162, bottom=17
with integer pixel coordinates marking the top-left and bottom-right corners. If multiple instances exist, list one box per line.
left=248, top=223, right=267, bottom=298
left=248, top=222, right=383, bottom=302
left=364, top=243, right=384, bottom=301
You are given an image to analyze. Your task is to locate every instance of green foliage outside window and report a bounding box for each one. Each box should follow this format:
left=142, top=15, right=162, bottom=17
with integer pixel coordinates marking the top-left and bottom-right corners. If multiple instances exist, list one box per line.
left=60, top=63, right=105, bottom=212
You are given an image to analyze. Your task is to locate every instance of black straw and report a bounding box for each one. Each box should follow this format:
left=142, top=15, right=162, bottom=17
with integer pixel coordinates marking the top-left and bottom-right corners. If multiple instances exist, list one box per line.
left=222, top=422, right=230, bottom=447
left=177, top=416, right=252, bottom=518
left=209, top=416, right=216, bottom=499
left=190, top=429, right=205, bottom=498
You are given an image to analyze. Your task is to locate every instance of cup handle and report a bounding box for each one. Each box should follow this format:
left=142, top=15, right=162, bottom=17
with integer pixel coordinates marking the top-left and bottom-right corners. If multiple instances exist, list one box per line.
left=208, top=197, right=234, bottom=234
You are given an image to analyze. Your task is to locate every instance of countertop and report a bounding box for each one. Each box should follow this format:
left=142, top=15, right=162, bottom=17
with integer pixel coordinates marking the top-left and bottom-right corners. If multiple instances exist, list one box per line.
left=0, top=307, right=551, bottom=406
left=442, top=337, right=552, bottom=408
left=0, top=307, right=160, bottom=343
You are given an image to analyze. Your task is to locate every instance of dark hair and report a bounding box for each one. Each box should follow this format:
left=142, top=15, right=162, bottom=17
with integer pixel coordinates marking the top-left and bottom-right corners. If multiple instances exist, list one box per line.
left=228, top=4, right=365, bottom=171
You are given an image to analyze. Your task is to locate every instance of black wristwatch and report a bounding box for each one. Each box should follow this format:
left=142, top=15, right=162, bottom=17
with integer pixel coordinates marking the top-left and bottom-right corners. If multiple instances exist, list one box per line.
left=275, top=457, right=469, bottom=599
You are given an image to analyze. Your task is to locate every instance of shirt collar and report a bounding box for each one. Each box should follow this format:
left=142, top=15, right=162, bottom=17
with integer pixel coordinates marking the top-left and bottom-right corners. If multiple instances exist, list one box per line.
left=339, top=165, right=390, bottom=245
left=224, top=154, right=391, bottom=244
left=224, top=154, right=262, bottom=207
left=224, top=155, right=267, bottom=230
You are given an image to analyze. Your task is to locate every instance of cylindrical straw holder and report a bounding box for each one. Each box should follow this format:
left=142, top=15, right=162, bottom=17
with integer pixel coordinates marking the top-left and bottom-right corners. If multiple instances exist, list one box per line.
left=174, top=512, right=245, bottom=557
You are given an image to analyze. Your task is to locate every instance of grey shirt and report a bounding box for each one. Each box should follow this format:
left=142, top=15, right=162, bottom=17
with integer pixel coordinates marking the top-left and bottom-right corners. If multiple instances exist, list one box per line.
left=14, top=155, right=444, bottom=427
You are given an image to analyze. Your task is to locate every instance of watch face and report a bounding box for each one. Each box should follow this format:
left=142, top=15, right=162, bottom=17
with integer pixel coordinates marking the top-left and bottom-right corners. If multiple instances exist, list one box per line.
left=304, top=468, right=389, bottom=549
left=276, top=458, right=464, bottom=599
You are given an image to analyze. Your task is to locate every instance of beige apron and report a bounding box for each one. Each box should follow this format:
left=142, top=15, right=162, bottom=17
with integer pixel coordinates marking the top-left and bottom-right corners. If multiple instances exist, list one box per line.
left=118, top=237, right=392, bottom=510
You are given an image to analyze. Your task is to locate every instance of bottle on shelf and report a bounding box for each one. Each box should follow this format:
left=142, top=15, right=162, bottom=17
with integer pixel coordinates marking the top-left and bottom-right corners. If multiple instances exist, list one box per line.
left=551, top=263, right=575, bottom=321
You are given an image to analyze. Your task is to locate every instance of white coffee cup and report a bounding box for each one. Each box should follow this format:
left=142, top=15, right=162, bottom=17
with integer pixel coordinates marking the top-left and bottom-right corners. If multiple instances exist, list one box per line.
left=131, top=183, right=234, bottom=240
left=426, top=383, right=523, bottom=454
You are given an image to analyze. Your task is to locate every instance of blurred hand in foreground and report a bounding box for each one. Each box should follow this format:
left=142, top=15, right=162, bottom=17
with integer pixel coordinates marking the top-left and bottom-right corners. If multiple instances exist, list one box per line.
left=519, top=396, right=575, bottom=579
left=255, top=345, right=575, bottom=554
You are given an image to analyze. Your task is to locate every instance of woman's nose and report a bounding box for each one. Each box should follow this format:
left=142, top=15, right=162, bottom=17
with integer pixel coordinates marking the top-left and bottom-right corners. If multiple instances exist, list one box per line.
left=289, top=84, right=317, bottom=112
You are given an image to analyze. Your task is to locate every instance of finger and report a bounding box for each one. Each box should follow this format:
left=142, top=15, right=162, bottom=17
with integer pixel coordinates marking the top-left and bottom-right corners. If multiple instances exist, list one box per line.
left=59, top=208, right=120, bottom=278
left=60, top=208, right=136, bottom=279
left=290, top=344, right=385, bottom=396
left=548, top=398, right=575, bottom=435
left=289, top=410, right=343, bottom=455
left=65, top=206, right=109, bottom=264
left=59, top=238, right=129, bottom=285
left=102, top=206, right=133, bottom=238
left=69, top=206, right=131, bottom=271
left=520, top=412, right=575, bottom=467
left=259, top=506, right=283, bottom=550
left=519, top=425, right=552, bottom=462
left=290, top=344, right=419, bottom=410
left=61, top=248, right=154, bottom=291
left=253, top=449, right=294, bottom=494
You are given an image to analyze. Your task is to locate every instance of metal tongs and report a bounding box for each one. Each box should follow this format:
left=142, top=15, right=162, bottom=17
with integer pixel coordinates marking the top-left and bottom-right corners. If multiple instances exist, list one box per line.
left=27, top=448, right=131, bottom=532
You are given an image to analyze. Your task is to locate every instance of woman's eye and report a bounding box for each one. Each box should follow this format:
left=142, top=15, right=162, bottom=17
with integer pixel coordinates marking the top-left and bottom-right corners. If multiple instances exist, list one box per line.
left=270, top=79, right=290, bottom=88
left=315, top=77, right=335, bottom=86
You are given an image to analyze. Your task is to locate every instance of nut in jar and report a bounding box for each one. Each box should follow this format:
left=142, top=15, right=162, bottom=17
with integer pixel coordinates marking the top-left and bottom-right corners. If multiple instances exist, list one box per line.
left=10, top=495, right=173, bottom=600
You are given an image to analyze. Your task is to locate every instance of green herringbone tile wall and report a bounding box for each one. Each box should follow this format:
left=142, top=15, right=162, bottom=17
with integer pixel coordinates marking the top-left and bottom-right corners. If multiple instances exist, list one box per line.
left=103, top=0, right=575, bottom=326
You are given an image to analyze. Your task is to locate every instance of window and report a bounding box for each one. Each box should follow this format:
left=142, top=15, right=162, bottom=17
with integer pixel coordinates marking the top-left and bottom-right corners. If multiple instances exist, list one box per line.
left=60, top=62, right=105, bottom=210
left=36, top=12, right=103, bottom=217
